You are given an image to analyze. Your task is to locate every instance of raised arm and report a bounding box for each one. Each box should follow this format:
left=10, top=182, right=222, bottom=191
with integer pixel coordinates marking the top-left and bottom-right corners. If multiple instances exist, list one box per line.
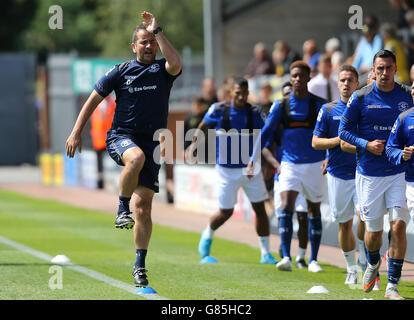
left=141, top=11, right=181, bottom=76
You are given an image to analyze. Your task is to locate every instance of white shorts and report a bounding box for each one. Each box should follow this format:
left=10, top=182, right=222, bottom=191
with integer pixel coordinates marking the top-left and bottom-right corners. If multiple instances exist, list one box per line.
left=356, top=172, right=407, bottom=232
left=273, top=180, right=308, bottom=217
left=327, top=173, right=358, bottom=224
left=278, top=161, right=325, bottom=203
left=216, top=165, right=268, bottom=210
left=406, top=182, right=414, bottom=222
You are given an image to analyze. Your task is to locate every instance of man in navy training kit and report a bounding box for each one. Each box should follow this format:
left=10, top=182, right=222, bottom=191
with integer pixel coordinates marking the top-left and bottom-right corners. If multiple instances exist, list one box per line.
left=261, top=82, right=310, bottom=269
left=339, top=49, right=413, bottom=300
left=384, top=79, right=414, bottom=296
left=188, top=77, right=278, bottom=265
left=312, top=64, right=361, bottom=285
left=65, top=11, right=181, bottom=287
left=248, top=61, right=327, bottom=273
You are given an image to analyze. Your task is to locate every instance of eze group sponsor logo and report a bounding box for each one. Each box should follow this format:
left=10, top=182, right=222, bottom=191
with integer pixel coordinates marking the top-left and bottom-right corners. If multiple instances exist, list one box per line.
left=128, top=85, right=157, bottom=93
left=373, top=125, right=393, bottom=131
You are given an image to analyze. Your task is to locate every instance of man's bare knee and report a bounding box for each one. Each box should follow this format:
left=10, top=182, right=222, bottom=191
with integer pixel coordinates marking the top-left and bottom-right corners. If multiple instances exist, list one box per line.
left=123, top=148, right=146, bottom=170
left=391, top=220, right=406, bottom=239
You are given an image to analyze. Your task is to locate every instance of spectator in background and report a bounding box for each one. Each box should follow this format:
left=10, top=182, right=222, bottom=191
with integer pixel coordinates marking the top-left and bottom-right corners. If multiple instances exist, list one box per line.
left=367, top=69, right=377, bottom=85
left=389, top=0, right=413, bottom=29
left=331, top=51, right=345, bottom=82
left=411, top=64, right=414, bottom=82
left=251, top=82, right=274, bottom=115
left=184, top=96, right=209, bottom=163
left=325, top=37, right=341, bottom=57
left=403, top=10, right=414, bottom=67
left=302, top=39, right=321, bottom=77
left=217, top=84, right=232, bottom=101
left=381, top=22, right=410, bottom=83
left=223, top=75, right=235, bottom=87
left=217, top=75, right=235, bottom=101
left=245, top=42, right=275, bottom=78
left=272, top=40, right=301, bottom=77
left=308, top=54, right=340, bottom=101
left=281, top=81, right=293, bottom=97
left=201, top=77, right=218, bottom=107
left=351, top=15, right=383, bottom=73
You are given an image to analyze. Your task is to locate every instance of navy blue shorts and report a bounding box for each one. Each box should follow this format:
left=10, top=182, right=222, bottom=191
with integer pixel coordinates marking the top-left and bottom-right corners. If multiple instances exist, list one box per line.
left=106, top=130, right=161, bottom=193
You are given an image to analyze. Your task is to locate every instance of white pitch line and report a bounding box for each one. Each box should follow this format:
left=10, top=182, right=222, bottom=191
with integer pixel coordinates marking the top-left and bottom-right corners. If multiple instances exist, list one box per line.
left=0, top=235, right=168, bottom=300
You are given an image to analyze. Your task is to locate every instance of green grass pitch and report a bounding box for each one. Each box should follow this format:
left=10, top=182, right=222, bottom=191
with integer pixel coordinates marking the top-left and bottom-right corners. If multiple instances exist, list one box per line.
left=0, top=189, right=412, bottom=300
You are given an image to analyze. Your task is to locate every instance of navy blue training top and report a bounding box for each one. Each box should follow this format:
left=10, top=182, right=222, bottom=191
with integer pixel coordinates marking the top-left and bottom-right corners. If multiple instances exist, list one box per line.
left=203, top=102, right=266, bottom=168
left=250, top=92, right=326, bottom=164
left=313, top=99, right=357, bottom=180
left=339, top=82, right=413, bottom=177
left=386, top=107, right=414, bottom=181
left=94, top=58, right=181, bottom=137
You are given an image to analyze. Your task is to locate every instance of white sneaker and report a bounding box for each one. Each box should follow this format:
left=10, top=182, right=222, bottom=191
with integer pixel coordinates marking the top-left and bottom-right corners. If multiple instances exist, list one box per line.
left=344, top=269, right=359, bottom=285
left=276, top=257, right=292, bottom=271
left=384, top=286, right=404, bottom=300
left=363, top=260, right=381, bottom=292
left=308, top=260, right=323, bottom=273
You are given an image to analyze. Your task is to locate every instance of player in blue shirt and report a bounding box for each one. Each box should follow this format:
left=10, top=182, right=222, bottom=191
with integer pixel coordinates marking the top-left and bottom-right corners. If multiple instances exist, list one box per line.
left=386, top=80, right=414, bottom=230
left=339, top=50, right=413, bottom=299
left=65, top=12, right=181, bottom=288
left=312, top=64, right=361, bottom=285
left=187, top=77, right=278, bottom=265
left=248, top=61, right=327, bottom=273
left=262, top=82, right=310, bottom=269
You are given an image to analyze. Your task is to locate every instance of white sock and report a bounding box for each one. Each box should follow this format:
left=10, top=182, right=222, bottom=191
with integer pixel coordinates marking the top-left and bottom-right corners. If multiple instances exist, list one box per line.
left=386, top=282, right=397, bottom=290
left=357, top=239, right=366, bottom=264
left=202, top=225, right=214, bottom=239
left=297, top=247, right=306, bottom=261
left=258, top=236, right=270, bottom=256
left=342, top=249, right=357, bottom=271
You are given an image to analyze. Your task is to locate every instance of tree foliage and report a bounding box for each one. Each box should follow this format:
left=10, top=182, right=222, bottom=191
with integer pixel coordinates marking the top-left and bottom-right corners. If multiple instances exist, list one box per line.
left=22, top=0, right=102, bottom=61
left=0, top=0, right=38, bottom=51
left=4, top=0, right=204, bottom=60
left=96, top=0, right=204, bottom=58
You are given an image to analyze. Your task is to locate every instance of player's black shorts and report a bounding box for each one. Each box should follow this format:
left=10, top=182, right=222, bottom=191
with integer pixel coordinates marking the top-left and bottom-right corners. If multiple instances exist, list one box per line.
left=106, top=130, right=161, bottom=193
